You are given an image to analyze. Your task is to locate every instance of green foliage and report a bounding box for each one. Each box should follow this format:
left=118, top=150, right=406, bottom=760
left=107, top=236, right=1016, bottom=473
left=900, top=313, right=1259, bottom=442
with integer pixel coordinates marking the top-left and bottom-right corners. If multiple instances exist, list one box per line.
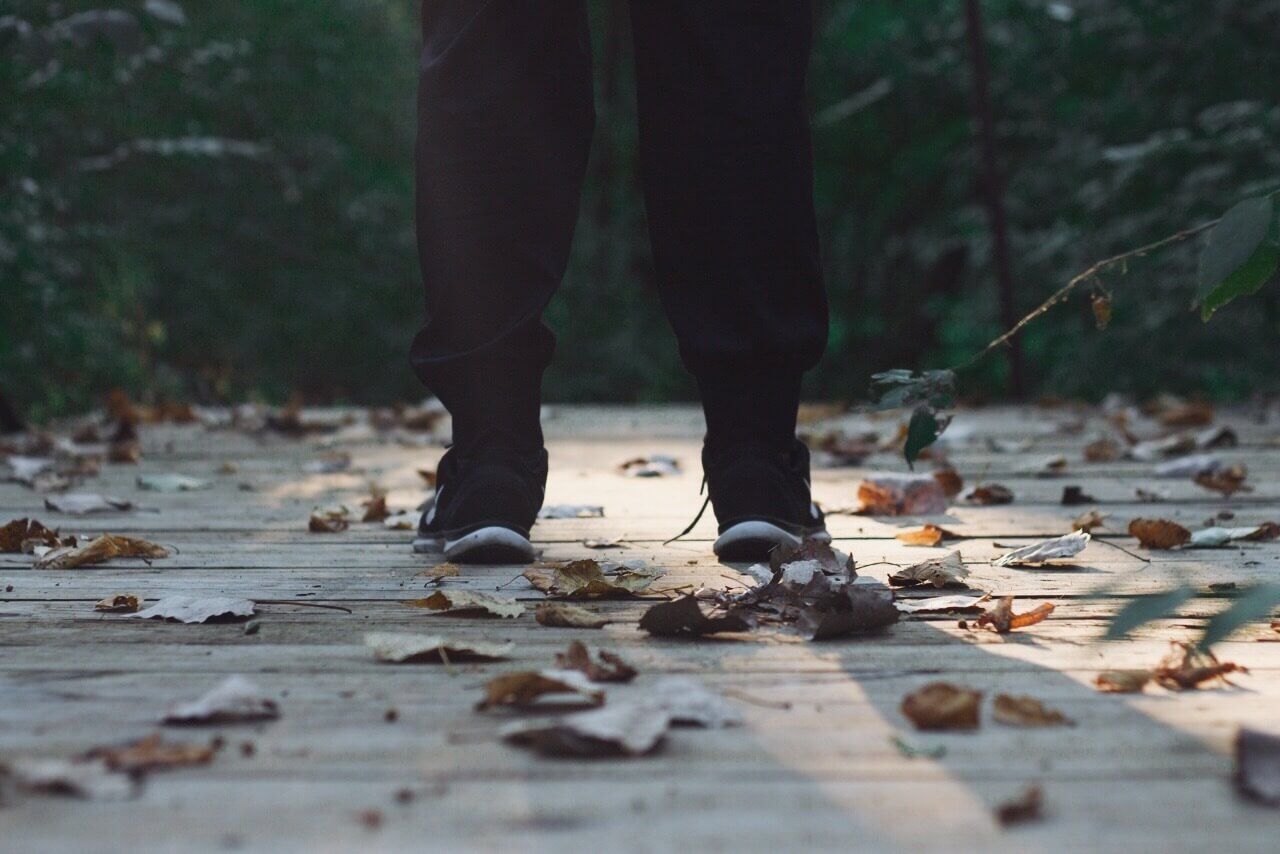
left=1103, top=583, right=1280, bottom=649
left=1103, top=585, right=1196, bottom=641
left=1196, top=196, right=1280, bottom=320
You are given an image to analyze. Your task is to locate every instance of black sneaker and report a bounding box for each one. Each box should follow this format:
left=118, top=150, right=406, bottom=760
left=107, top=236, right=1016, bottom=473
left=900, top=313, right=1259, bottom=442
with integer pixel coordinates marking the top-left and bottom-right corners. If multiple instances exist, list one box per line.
left=412, top=439, right=547, bottom=564
left=703, top=438, right=828, bottom=561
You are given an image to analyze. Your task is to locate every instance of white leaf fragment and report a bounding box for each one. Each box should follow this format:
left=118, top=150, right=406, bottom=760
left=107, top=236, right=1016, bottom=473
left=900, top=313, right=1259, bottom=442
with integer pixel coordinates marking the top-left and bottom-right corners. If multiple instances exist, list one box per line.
left=43, top=493, right=134, bottom=515
left=2, top=757, right=136, bottom=800
left=132, top=596, right=255, bottom=624
left=136, top=473, right=210, bottom=492
left=643, top=676, right=743, bottom=728
left=382, top=510, right=421, bottom=530
left=1189, top=526, right=1272, bottom=548
left=162, top=675, right=280, bottom=725
left=994, top=531, right=1091, bottom=566
left=502, top=703, right=670, bottom=757
left=365, top=632, right=514, bottom=663
left=1154, top=454, right=1221, bottom=478
left=894, top=594, right=988, bottom=614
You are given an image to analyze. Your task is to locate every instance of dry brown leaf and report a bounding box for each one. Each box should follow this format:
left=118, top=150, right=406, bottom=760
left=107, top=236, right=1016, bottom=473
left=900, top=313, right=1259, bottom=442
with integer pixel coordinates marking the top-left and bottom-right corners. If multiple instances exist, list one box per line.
left=1128, top=518, right=1191, bottom=550
left=963, top=483, right=1014, bottom=505
left=992, top=694, right=1074, bottom=727
left=1093, top=669, right=1154, bottom=693
left=308, top=507, right=350, bottom=533
left=361, top=494, right=390, bottom=523
left=1084, top=437, right=1124, bottom=462
left=502, top=703, right=669, bottom=758
left=1158, top=400, right=1214, bottom=427
left=554, top=640, right=636, bottom=683
left=974, top=596, right=1055, bottom=633
left=854, top=474, right=949, bottom=516
left=1195, top=464, right=1252, bottom=497
left=414, top=564, right=461, bottom=582
left=932, top=467, right=964, bottom=498
left=94, top=594, right=142, bottom=614
left=1072, top=509, right=1107, bottom=533
left=996, top=785, right=1044, bottom=827
left=638, top=595, right=755, bottom=638
left=83, top=733, right=214, bottom=774
left=0, top=517, right=60, bottom=553
left=34, top=534, right=169, bottom=570
left=889, top=552, right=969, bottom=589
left=475, top=670, right=603, bottom=711
left=365, top=632, right=513, bottom=663
left=1153, top=641, right=1248, bottom=690
left=1091, top=291, right=1112, bottom=329
left=133, top=596, right=255, bottom=624
left=162, top=675, right=280, bottom=725
left=895, top=524, right=959, bottom=547
left=409, top=590, right=522, bottom=619
left=900, top=682, right=982, bottom=731
left=535, top=602, right=609, bottom=629
left=1242, top=522, right=1280, bottom=542
left=523, top=560, right=662, bottom=600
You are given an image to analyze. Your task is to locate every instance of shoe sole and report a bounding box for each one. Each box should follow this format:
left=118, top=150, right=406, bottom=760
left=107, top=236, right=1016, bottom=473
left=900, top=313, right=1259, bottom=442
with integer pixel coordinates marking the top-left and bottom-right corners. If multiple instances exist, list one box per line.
left=415, top=526, right=536, bottom=564
left=713, top=521, right=831, bottom=562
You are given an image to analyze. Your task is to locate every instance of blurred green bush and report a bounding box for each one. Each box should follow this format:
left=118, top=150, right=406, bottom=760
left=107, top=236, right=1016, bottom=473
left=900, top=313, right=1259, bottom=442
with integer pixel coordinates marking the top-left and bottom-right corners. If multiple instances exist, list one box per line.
left=3, top=1, right=1278, bottom=421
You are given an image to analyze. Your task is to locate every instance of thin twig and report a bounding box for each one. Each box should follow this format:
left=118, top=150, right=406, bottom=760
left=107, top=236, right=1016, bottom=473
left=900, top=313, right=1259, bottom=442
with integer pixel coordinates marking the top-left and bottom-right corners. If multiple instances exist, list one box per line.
left=1090, top=537, right=1151, bottom=564
left=254, top=600, right=354, bottom=613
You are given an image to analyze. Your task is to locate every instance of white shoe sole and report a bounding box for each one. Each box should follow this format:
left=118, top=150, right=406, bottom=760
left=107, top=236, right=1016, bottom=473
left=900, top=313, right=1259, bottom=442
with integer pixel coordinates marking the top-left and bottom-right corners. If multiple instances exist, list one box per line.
left=713, top=521, right=831, bottom=561
left=414, top=526, right=536, bottom=564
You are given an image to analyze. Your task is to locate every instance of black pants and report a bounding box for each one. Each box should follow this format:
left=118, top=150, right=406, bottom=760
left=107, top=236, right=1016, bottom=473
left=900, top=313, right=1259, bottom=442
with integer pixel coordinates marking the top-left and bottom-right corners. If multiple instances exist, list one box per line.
left=411, top=2, right=828, bottom=449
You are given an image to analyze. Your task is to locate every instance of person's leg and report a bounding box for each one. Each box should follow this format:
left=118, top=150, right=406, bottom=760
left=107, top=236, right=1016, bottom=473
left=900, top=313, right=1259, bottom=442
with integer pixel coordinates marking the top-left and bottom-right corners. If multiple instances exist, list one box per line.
left=630, top=2, right=829, bottom=558
left=412, top=0, right=593, bottom=451
left=411, top=1, right=593, bottom=562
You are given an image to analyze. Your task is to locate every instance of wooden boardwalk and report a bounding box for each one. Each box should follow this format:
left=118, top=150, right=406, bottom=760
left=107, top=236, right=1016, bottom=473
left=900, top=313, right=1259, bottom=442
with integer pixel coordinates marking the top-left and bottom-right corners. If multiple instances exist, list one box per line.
left=3, top=403, right=1279, bottom=852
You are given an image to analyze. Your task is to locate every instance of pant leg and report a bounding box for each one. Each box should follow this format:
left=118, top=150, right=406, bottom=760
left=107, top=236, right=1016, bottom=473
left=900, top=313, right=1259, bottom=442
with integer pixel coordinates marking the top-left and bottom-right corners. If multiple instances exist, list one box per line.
left=629, top=1, right=827, bottom=447
left=411, top=1, right=593, bottom=448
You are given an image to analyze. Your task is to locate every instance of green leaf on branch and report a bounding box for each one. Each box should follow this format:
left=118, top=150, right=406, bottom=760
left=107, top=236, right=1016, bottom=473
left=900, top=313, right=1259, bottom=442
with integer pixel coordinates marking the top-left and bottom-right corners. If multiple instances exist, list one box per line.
left=1200, top=583, right=1280, bottom=649
left=1104, top=585, right=1196, bottom=641
left=1197, top=196, right=1280, bottom=320
left=869, top=370, right=956, bottom=466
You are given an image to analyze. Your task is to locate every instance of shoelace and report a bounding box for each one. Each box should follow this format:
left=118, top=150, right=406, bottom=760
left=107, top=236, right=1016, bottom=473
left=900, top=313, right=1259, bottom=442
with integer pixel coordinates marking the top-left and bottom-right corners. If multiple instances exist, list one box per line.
left=664, top=475, right=709, bottom=545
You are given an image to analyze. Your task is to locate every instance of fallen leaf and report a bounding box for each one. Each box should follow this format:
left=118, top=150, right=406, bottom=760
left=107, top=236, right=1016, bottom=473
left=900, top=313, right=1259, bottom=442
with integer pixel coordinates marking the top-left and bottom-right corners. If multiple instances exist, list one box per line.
left=638, top=595, right=754, bottom=638
left=94, top=594, right=142, bottom=614
left=365, top=631, right=513, bottom=663
left=1153, top=641, right=1247, bottom=690
left=136, top=473, right=209, bottom=492
left=34, top=534, right=169, bottom=569
left=992, top=694, right=1074, bottom=727
left=414, top=564, right=460, bottom=581
left=582, top=537, right=626, bottom=549
left=383, top=510, right=420, bottom=530
left=1135, top=487, right=1168, bottom=502
left=475, top=669, right=603, bottom=711
left=799, top=586, right=900, bottom=640
left=410, top=590, right=523, bottom=619
left=1196, top=425, right=1238, bottom=450
left=1084, top=437, right=1124, bottom=462
left=1021, top=455, right=1068, bottom=477
left=1195, top=464, right=1252, bottom=497
left=1093, top=670, right=1154, bottom=693
left=1091, top=292, right=1112, bottom=329
left=535, top=602, right=609, bottom=629
left=1128, top=518, right=1191, bottom=550
left=894, top=594, right=988, bottom=614
left=83, top=733, right=214, bottom=774
left=0, top=517, right=60, bottom=553
left=1235, top=728, right=1280, bottom=807
left=895, top=524, right=958, bottom=547
left=42, top=493, right=133, bottom=515
left=617, top=455, right=680, bottom=478
left=132, top=596, right=256, bottom=624
left=1154, top=453, right=1220, bottom=477
left=932, top=467, right=964, bottom=498
left=1060, top=485, right=1095, bottom=505
left=996, top=785, right=1044, bottom=827
left=889, top=552, right=969, bottom=589
left=644, top=676, right=743, bottom=728
left=963, top=483, right=1014, bottom=505
left=994, top=531, right=1090, bottom=567
left=555, top=641, right=636, bottom=683
left=502, top=703, right=668, bottom=757
left=308, top=507, right=350, bottom=533
left=523, top=559, right=662, bottom=599
left=538, top=505, right=605, bottom=519
left=900, top=682, right=982, bottom=731
left=1158, top=400, right=1214, bottom=427
left=1, top=757, right=136, bottom=800
left=163, top=675, right=280, bottom=725
left=1190, top=525, right=1278, bottom=548
left=361, top=494, right=390, bottom=523
left=1072, top=509, right=1107, bottom=533
left=854, top=474, right=948, bottom=516
left=974, top=597, right=1055, bottom=633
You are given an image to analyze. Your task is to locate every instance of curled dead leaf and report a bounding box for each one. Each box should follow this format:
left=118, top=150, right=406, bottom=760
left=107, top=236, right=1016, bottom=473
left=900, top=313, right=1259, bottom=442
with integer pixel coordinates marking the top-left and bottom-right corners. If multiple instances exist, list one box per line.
left=1153, top=642, right=1248, bottom=690
left=638, top=595, right=754, bottom=638
left=409, top=590, right=523, bottom=619
left=365, top=632, right=513, bottom=664
left=94, top=593, right=142, bottom=614
left=1093, top=670, right=1154, bottom=694
left=475, top=670, right=603, bottom=711
left=932, top=467, right=964, bottom=498
left=34, top=534, right=169, bottom=570
left=1128, top=518, right=1191, bottom=550
left=83, top=733, right=214, bottom=774
left=889, top=552, right=969, bottom=589
left=0, top=517, right=60, bottom=553
left=523, top=560, right=662, bottom=600
left=895, top=524, right=959, bottom=547
left=308, top=507, right=350, bottom=533
left=554, top=641, right=636, bottom=683
left=502, top=703, right=668, bottom=758
left=1072, top=509, right=1107, bottom=533
left=163, top=675, right=280, bottom=725
left=535, top=602, right=609, bottom=629
left=900, top=682, right=982, bottom=731
left=854, top=474, right=948, bottom=516
left=1195, top=464, right=1251, bottom=497
left=963, top=483, right=1014, bottom=505
left=361, top=494, right=390, bottom=523
left=996, top=785, right=1044, bottom=827
left=992, top=694, right=1074, bottom=727
left=974, top=597, right=1055, bottom=633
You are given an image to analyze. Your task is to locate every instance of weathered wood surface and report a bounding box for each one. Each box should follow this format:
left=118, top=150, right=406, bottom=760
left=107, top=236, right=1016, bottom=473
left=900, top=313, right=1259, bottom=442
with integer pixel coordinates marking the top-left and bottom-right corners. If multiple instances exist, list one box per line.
left=3, top=404, right=1280, bottom=853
